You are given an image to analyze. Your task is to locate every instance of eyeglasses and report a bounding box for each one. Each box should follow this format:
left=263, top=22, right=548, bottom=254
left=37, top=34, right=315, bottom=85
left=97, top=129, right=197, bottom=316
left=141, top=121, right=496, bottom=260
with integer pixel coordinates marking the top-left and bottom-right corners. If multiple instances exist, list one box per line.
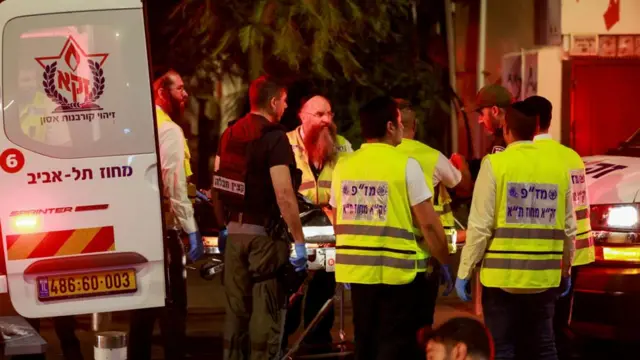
left=302, top=111, right=334, bottom=119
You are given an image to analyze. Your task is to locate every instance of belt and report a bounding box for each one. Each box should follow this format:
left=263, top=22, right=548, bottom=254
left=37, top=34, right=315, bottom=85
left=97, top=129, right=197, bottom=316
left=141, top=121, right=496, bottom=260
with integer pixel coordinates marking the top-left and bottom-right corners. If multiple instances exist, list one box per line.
left=228, top=212, right=268, bottom=226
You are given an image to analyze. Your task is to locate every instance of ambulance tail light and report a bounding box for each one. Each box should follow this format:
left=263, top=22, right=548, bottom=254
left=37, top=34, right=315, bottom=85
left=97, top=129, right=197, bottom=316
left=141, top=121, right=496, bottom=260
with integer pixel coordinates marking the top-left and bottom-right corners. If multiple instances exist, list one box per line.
left=11, top=215, right=41, bottom=233
left=590, top=204, right=640, bottom=231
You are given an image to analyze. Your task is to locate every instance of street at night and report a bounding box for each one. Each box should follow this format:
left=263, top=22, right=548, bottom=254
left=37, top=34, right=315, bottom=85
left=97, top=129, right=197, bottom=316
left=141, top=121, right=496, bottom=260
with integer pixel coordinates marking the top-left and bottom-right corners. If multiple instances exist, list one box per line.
left=2, top=0, right=640, bottom=359
left=0, top=267, right=632, bottom=359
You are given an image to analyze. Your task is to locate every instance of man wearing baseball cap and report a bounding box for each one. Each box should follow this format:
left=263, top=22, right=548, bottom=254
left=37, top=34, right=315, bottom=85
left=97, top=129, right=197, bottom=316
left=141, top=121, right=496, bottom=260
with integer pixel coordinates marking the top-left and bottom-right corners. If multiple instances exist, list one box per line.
left=462, top=84, right=513, bottom=182
left=475, top=84, right=513, bottom=155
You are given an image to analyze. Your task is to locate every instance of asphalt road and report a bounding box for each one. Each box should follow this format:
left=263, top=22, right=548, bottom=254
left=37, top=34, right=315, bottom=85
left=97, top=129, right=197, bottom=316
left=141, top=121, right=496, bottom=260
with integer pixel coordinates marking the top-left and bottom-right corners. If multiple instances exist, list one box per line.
left=1, top=262, right=637, bottom=359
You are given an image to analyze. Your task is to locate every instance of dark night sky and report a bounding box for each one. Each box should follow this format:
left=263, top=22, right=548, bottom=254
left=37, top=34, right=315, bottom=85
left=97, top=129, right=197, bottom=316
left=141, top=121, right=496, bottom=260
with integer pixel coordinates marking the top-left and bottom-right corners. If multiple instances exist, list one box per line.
left=145, top=0, right=181, bottom=76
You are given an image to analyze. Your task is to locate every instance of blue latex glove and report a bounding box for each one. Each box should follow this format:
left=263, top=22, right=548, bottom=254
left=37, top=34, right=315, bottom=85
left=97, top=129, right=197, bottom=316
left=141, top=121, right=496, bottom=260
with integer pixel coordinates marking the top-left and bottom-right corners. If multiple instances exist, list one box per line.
left=187, top=231, right=204, bottom=262
left=290, top=243, right=308, bottom=272
left=218, top=228, right=227, bottom=254
left=455, top=277, right=472, bottom=302
left=440, top=265, right=454, bottom=296
left=559, top=276, right=572, bottom=298
left=196, top=190, right=209, bottom=201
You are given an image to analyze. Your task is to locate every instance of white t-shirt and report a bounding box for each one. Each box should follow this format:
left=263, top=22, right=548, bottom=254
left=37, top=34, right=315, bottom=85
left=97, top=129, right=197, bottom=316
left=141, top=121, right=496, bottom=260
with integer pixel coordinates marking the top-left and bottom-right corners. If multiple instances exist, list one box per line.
left=329, top=158, right=432, bottom=208
left=434, top=153, right=462, bottom=188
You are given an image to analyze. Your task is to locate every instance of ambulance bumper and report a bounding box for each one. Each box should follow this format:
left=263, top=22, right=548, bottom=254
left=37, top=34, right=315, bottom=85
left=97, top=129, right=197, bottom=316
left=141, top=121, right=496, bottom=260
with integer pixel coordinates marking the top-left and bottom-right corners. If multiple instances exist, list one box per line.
left=571, top=261, right=640, bottom=340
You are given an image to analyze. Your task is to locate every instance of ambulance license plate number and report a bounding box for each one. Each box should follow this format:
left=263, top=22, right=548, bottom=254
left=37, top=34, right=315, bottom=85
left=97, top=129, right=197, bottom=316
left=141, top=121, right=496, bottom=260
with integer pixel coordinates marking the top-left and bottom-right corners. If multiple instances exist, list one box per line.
left=37, top=269, right=137, bottom=301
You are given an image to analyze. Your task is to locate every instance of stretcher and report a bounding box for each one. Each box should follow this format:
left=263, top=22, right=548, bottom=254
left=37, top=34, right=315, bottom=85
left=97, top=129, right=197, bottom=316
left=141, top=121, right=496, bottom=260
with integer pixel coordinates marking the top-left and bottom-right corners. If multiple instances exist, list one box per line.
left=279, top=205, right=353, bottom=360
left=193, top=192, right=352, bottom=359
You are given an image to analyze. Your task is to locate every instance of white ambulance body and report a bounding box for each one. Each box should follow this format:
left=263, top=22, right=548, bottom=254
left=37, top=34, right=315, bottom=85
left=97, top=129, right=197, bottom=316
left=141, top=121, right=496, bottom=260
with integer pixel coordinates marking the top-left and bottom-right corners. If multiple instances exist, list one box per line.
left=0, top=0, right=166, bottom=317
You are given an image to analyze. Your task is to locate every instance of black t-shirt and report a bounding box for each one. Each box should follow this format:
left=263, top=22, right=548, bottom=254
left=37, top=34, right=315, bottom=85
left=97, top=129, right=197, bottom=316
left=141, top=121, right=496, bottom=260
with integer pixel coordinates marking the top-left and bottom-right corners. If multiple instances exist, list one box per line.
left=219, top=114, right=295, bottom=216
left=245, top=114, right=295, bottom=170
left=469, top=128, right=507, bottom=181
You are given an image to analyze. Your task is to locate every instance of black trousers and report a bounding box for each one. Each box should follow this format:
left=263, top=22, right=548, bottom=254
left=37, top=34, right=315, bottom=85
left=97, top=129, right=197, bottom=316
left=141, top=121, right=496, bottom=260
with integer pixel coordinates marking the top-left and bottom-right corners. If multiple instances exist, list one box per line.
left=424, top=263, right=441, bottom=327
left=483, top=287, right=559, bottom=360
left=554, top=269, right=579, bottom=360
left=128, top=230, right=187, bottom=360
left=284, top=270, right=336, bottom=346
left=350, top=273, right=429, bottom=360
left=17, top=316, right=82, bottom=360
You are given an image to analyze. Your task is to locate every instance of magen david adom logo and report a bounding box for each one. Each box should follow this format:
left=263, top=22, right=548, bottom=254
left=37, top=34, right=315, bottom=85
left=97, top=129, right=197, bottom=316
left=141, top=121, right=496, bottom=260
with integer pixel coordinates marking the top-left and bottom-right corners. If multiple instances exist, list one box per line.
left=35, top=36, right=108, bottom=113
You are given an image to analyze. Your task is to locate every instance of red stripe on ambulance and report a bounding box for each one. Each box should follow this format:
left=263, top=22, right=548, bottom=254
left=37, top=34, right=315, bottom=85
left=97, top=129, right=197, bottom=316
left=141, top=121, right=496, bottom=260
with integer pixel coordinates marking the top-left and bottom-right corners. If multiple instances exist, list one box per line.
left=6, top=226, right=115, bottom=260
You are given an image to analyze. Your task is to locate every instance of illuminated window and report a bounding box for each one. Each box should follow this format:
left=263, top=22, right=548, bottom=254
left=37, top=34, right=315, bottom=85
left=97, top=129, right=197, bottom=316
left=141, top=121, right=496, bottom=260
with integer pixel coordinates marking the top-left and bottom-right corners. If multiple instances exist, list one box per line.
left=2, top=10, right=156, bottom=159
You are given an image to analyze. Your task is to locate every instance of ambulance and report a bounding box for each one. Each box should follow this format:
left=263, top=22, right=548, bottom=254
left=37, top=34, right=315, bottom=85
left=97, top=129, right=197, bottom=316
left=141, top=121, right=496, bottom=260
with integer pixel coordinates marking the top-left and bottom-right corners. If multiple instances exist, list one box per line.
left=0, top=0, right=166, bottom=318
left=572, top=128, right=640, bottom=339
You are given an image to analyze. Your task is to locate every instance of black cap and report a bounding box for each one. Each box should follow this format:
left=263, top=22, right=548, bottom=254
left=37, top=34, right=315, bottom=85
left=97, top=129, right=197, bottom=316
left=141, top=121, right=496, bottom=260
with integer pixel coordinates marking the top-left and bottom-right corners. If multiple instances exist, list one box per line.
left=428, top=317, right=493, bottom=358
left=475, top=84, right=513, bottom=111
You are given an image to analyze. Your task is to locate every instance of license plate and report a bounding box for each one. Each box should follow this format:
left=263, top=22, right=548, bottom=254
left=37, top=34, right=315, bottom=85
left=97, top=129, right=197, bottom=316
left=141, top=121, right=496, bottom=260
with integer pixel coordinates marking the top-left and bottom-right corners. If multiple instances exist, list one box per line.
left=37, top=269, right=137, bottom=301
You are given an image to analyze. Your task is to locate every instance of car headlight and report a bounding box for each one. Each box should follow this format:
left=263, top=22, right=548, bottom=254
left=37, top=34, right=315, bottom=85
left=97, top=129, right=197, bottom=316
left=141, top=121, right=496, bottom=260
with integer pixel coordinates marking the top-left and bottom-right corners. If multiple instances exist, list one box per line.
left=590, top=204, right=640, bottom=231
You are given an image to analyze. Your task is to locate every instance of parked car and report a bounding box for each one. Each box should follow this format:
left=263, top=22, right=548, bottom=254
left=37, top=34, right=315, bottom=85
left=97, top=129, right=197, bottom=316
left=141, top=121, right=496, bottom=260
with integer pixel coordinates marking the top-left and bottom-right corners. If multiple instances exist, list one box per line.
left=571, top=128, right=640, bottom=340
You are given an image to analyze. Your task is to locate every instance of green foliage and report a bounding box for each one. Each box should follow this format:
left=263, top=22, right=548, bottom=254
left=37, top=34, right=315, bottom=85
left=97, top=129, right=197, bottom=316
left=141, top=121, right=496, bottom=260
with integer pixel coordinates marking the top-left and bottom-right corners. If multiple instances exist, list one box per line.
left=167, top=0, right=451, bottom=150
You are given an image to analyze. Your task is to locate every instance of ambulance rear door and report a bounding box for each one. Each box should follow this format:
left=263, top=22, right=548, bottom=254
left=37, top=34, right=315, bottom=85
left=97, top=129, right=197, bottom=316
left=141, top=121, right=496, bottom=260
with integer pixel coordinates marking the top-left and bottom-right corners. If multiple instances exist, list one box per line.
left=0, top=0, right=165, bottom=317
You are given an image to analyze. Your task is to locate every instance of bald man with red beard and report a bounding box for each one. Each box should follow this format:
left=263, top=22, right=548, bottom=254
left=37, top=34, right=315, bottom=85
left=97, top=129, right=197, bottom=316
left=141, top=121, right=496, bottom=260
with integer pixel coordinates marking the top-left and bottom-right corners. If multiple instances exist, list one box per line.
left=284, top=95, right=353, bottom=352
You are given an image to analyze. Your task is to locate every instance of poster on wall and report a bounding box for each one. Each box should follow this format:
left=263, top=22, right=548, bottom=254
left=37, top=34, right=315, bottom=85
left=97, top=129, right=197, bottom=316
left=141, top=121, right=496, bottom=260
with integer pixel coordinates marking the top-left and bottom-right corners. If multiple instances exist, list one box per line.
left=502, top=53, right=522, bottom=101
left=570, top=34, right=598, bottom=56
left=523, top=53, right=538, bottom=99
left=599, top=35, right=618, bottom=57
left=617, top=35, right=634, bottom=57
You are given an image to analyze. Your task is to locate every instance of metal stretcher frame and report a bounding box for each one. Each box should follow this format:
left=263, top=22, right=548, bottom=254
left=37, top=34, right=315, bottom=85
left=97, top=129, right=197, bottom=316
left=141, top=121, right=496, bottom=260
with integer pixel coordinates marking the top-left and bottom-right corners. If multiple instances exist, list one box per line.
left=280, top=276, right=351, bottom=360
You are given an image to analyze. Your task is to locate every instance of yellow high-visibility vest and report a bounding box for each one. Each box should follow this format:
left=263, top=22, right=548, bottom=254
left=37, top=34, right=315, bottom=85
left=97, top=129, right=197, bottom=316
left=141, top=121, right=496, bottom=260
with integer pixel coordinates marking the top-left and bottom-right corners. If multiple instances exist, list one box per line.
left=287, top=128, right=351, bottom=205
left=332, top=143, right=428, bottom=285
left=156, top=107, right=197, bottom=209
left=535, top=137, right=595, bottom=266
left=397, top=139, right=456, bottom=253
left=480, top=142, right=570, bottom=289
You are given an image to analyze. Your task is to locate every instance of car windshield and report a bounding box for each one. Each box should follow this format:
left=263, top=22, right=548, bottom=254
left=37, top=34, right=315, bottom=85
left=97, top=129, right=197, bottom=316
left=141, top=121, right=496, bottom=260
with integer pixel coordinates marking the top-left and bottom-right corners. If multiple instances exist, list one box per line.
left=607, top=128, right=640, bottom=157
left=626, top=129, right=640, bottom=148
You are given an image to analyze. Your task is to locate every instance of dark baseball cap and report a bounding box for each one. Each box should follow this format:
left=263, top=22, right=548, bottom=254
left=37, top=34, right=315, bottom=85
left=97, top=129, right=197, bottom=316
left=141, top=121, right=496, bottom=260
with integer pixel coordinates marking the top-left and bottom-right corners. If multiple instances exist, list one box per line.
left=475, top=84, right=513, bottom=111
left=427, top=317, right=493, bottom=358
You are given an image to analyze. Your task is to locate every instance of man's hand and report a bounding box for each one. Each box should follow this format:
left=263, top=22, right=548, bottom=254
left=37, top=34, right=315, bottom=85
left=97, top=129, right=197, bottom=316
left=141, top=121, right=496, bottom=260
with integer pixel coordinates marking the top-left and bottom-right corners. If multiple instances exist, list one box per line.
left=450, top=153, right=473, bottom=196
left=440, top=264, right=454, bottom=296
left=411, top=200, right=450, bottom=265
left=455, top=277, right=472, bottom=302
left=450, top=153, right=468, bottom=171
left=196, top=190, right=210, bottom=201
left=270, top=165, right=305, bottom=244
left=290, top=243, right=308, bottom=272
left=559, top=276, right=572, bottom=297
left=187, top=231, right=204, bottom=262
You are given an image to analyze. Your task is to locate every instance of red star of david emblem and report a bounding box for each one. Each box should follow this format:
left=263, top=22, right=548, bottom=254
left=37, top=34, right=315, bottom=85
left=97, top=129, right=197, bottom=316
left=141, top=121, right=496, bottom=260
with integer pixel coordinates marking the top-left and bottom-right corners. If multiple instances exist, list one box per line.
left=35, top=36, right=108, bottom=71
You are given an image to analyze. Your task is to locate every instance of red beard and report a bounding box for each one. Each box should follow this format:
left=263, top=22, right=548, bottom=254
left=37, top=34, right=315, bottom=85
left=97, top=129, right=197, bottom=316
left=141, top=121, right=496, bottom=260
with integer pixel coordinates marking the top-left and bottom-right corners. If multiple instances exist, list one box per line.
left=303, top=122, right=338, bottom=167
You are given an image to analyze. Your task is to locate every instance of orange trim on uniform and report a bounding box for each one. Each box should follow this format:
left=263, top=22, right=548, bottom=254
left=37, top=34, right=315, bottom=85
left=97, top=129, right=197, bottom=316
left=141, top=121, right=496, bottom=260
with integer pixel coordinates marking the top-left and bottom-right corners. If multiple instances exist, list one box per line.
left=6, top=226, right=115, bottom=260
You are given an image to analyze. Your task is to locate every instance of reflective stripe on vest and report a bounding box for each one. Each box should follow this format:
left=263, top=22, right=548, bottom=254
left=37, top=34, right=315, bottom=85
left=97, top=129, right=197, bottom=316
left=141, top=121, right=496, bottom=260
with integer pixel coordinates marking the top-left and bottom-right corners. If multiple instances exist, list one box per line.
left=534, top=138, right=595, bottom=266
left=434, top=182, right=456, bottom=253
left=397, top=139, right=456, bottom=254
left=287, top=128, right=350, bottom=205
left=480, top=142, right=569, bottom=289
left=332, top=143, right=427, bottom=285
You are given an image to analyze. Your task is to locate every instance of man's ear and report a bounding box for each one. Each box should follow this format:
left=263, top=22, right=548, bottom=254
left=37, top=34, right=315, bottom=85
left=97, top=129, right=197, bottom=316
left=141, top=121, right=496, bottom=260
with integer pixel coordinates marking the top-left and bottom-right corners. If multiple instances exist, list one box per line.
left=157, top=88, right=167, bottom=102
left=451, top=342, right=469, bottom=360
left=490, top=105, right=500, bottom=117
left=386, top=120, right=396, bottom=134
left=269, top=96, right=278, bottom=111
